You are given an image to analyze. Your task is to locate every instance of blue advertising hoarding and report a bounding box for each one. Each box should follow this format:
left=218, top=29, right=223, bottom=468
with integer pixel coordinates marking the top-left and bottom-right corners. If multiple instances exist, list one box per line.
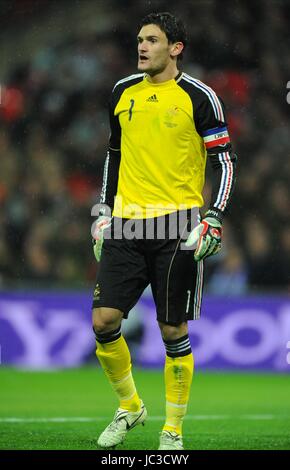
left=0, top=291, right=289, bottom=371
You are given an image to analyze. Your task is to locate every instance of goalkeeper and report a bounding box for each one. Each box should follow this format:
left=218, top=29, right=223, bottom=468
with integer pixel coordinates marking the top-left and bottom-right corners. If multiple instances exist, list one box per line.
left=92, top=12, right=237, bottom=451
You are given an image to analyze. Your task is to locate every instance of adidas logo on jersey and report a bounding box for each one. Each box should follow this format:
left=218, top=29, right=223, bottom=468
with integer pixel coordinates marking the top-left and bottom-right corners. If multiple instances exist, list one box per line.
left=146, top=94, right=158, bottom=102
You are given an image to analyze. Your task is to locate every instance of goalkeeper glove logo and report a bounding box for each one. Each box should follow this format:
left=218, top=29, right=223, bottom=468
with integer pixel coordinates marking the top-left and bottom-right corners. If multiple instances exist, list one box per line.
left=92, top=216, right=112, bottom=262
left=185, top=216, right=222, bottom=262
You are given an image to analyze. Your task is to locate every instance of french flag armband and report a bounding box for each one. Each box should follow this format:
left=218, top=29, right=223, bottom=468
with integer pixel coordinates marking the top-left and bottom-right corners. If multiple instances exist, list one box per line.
left=202, top=126, right=230, bottom=150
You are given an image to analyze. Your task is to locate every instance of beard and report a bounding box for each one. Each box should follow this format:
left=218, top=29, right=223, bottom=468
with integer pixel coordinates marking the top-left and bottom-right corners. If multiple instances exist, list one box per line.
left=137, top=58, right=168, bottom=77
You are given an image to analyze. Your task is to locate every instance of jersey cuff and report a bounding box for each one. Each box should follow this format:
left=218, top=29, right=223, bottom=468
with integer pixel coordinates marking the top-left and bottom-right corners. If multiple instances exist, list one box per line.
left=205, top=208, right=223, bottom=223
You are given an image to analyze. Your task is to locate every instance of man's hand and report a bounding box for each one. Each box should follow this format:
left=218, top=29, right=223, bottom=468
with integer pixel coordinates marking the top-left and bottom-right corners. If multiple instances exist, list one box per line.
left=92, top=216, right=112, bottom=262
left=185, top=215, right=222, bottom=262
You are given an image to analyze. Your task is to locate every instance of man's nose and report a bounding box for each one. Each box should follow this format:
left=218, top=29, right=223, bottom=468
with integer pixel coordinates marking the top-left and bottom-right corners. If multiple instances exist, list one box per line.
left=139, top=42, right=148, bottom=53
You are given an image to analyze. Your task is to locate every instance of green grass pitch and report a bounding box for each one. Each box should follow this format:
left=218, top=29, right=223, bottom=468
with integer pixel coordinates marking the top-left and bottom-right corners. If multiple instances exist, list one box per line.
left=0, top=367, right=290, bottom=450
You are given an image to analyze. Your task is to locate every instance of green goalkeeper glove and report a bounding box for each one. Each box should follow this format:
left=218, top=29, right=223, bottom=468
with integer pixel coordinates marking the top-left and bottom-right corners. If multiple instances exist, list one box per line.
left=185, top=214, right=222, bottom=262
left=92, top=216, right=112, bottom=262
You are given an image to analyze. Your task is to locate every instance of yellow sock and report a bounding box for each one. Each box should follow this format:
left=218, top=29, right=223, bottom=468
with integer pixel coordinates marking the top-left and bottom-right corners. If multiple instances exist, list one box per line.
left=96, top=334, right=141, bottom=412
left=163, top=353, right=194, bottom=435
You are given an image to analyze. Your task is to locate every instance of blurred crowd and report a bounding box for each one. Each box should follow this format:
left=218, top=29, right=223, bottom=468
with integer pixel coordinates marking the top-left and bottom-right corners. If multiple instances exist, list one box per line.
left=0, top=0, right=289, bottom=292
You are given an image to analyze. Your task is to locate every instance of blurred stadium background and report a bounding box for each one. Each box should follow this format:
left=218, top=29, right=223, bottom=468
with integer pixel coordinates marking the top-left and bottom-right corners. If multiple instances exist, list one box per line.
left=0, top=0, right=290, bottom=450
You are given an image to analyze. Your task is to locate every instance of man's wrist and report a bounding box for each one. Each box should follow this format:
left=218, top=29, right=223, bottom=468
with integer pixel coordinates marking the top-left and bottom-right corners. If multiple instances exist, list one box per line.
left=204, top=208, right=223, bottom=224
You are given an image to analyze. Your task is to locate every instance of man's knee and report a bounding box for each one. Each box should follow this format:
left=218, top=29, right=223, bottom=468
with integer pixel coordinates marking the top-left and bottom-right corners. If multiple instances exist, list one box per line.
left=92, top=307, right=123, bottom=334
left=158, top=321, right=188, bottom=341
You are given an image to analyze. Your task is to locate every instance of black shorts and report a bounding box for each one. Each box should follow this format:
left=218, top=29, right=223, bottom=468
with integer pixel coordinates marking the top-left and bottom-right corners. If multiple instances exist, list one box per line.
left=92, top=209, right=204, bottom=325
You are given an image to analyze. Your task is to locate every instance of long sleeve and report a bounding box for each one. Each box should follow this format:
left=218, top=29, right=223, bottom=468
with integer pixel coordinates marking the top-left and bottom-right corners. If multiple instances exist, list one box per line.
left=100, top=148, right=121, bottom=210
left=100, top=92, right=121, bottom=210
left=194, top=95, right=237, bottom=220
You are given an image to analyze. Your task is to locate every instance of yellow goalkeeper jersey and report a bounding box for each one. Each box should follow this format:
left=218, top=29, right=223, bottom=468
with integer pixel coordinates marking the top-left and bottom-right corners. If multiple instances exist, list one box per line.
left=106, top=72, right=229, bottom=219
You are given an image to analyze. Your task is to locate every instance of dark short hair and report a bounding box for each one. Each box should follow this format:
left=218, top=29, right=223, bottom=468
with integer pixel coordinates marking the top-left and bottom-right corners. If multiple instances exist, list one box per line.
left=139, top=12, right=187, bottom=60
